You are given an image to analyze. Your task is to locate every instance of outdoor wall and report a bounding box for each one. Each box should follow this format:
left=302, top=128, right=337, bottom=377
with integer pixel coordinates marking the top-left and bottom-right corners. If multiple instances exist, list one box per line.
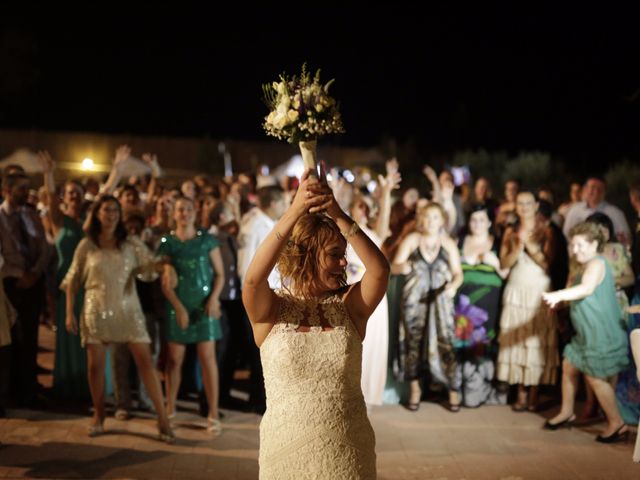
left=0, top=129, right=385, bottom=183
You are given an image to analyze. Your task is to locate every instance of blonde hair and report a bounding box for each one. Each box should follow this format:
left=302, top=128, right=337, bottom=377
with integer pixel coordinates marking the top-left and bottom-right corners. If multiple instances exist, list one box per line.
left=415, top=201, right=447, bottom=233
left=277, top=213, right=347, bottom=299
left=569, top=221, right=606, bottom=252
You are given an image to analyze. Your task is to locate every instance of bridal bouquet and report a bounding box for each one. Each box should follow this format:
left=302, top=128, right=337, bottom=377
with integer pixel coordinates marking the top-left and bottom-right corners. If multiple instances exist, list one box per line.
left=262, top=65, right=344, bottom=172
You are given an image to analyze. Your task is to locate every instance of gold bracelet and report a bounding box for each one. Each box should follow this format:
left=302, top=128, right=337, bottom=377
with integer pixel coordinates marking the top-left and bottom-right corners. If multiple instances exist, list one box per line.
left=341, top=222, right=360, bottom=239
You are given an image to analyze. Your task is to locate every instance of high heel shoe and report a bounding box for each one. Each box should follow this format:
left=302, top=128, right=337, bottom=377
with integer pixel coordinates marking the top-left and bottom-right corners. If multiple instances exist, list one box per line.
left=403, top=401, right=420, bottom=412
left=403, top=386, right=422, bottom=412
left=207, top=416, right=222, bottom=434
left=87, top=421, right=105, bottom=437
left=543, top=414, right=575, bottom=430
left=158, top=424, right=176, bottom=444
left=595, top=424, right=629, bottom=443
left=448, top=391, right=461, bottom=413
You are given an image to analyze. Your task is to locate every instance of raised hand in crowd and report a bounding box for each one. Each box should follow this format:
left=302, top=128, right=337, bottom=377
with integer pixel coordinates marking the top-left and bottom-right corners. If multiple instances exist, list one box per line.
left=101, top=145, right=131, bottom=196
left=375, top=158, right=402, bottom=241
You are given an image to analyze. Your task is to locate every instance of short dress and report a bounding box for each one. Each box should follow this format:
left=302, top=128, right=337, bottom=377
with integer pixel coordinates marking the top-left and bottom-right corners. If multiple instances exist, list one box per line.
left=157, top=231, right=222, bottom=343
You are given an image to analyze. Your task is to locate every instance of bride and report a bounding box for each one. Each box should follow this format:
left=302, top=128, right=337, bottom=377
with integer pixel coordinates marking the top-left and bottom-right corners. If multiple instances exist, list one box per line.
left=242, top=169, right=389, bottom=479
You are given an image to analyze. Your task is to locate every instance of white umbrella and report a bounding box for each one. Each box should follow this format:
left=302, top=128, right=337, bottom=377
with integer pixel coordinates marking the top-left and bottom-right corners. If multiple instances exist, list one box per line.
left=0, top=149, right=41, bottom=173
left=117, top=156, right=163, bottom=178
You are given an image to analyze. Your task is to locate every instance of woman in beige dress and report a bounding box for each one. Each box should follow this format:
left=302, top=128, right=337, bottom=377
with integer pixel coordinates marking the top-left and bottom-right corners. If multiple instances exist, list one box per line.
left=243, top=170, right=389, bottom=479
left=497, top=191, right=559, bottom=411
left=62, top=195, right=174, bottom=442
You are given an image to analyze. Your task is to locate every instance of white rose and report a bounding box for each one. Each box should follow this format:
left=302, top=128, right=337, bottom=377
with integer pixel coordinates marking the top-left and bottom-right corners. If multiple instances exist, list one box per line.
left=287, top=110, right=299, bottom=122
left=266, top=111, right=276, bottom=125
left=315, top=104, right=324, bottom=113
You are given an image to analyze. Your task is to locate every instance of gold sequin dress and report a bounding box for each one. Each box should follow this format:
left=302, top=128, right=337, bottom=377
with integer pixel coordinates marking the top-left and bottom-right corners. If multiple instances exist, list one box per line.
left=61, top=236, right=157, bottom=345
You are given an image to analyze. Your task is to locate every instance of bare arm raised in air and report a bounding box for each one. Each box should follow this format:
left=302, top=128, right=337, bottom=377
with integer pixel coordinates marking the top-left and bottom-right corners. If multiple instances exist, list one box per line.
left=316, top=183, right=390, bottom=339
left=242, top=170, right=329, bottom=346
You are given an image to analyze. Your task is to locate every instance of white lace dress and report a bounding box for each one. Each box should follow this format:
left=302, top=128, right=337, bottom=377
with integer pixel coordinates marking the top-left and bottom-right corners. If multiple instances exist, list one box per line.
left=259, top=290, right=376, bottom=479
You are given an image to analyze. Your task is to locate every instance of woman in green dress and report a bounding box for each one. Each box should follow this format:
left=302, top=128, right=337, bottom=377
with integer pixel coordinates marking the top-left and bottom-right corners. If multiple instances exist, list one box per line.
left=159, top=196, right=225, bottom=433
left=40, top=151, right=89, bottom=399
left=542, top=222, right=629, bottom=443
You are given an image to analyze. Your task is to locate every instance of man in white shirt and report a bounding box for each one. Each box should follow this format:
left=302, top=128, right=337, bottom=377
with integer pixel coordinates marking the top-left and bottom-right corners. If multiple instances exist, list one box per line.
left=236, top=185, right=287, bottom=414
left=563, top=177, right=631, bottom=246
left=238, top=185, right=288, bottom=289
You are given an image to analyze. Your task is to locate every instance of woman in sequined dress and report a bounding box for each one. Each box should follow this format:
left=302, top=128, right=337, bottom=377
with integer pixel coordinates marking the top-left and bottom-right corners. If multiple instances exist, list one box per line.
left=158, top=196, right=225, bottom=433
left=62, top=195, right=174, bottom=442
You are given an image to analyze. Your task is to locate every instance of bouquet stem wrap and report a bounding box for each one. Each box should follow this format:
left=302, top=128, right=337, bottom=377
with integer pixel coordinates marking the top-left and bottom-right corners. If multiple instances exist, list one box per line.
left=299, top=139, right=318, bottom=175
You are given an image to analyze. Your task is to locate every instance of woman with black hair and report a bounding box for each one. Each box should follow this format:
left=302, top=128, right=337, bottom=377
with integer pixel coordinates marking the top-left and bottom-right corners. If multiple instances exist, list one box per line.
left=454, top=204, right=509, bottom=407
left=62, top=195, right=174, bottom=442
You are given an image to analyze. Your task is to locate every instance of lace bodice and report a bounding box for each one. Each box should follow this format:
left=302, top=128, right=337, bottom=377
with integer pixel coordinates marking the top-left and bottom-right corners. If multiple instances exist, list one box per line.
left=258, top=290, right=376, bottom=479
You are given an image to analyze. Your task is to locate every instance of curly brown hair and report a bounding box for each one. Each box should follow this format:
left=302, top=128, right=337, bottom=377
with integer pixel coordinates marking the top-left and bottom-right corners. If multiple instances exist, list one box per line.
left=277, top=213, right=347, bottom=299
left=569, top=221, right=606, bottom=252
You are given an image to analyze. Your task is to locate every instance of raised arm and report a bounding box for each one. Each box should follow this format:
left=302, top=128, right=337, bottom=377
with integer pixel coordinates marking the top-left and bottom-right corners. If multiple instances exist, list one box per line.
left=100, top=145, right=130, bottom=195
left=374, top=158, right=401, bottom=242
left=423, top=165, right=440, bottom=201
left=142, top=152, right=161, bottom=207
left=38, top=150, right=65, bottom=235
left=542, top=256, right=605, bottom=308
left=242, top=170, right=327, bottom=333
left=318, top=184, right=390, bottom=338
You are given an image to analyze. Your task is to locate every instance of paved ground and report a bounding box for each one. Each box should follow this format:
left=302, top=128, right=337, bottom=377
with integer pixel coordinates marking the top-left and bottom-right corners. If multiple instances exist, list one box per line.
left=0, top=326, right=638, bottom=479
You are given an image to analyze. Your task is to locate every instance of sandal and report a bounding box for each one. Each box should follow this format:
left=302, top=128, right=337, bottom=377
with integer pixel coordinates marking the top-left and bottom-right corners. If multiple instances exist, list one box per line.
left=596, top=424, right=629, bottom=443
left=207, top=416, right=222, bottom=434
left=404, top=385, right=422, bottom=412
left=158, top=424, right=176, bottom=444
left=448, top=391, right=461, bottom=412
left=114, top=409, right=131, bottom=421
left=87, top=419, right=105, bottom=437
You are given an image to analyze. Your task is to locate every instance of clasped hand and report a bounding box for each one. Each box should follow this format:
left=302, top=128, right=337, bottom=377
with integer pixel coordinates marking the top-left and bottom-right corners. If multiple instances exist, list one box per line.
left=292, top=169, right=341, bottom=218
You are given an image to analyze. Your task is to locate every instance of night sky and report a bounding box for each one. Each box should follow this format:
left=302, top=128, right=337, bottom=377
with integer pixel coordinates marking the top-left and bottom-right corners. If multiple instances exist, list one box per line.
left=1, top=5, right=638, bottom=168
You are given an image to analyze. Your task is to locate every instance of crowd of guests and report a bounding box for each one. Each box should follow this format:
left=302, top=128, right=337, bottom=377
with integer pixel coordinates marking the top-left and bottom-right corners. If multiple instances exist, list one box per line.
left=0, top=146, right=638, bottom=458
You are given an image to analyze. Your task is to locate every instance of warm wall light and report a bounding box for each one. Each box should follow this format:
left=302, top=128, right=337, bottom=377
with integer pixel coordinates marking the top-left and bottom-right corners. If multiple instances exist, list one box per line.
left=81, top=158, right=95, bottom=171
